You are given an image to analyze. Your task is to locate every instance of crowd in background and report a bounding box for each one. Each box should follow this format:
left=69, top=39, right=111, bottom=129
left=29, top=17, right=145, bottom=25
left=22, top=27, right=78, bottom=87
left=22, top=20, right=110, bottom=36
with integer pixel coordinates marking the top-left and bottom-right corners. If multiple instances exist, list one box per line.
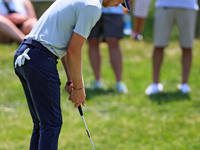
left=0, top=0, right=199, bottom=95
left=0, top=0, right=37, bottom=43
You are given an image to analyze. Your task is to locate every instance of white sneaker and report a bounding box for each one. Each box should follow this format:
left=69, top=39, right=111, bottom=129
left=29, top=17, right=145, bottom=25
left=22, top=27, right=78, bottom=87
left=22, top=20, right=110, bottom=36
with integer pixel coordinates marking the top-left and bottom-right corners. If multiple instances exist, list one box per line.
left=145, top=83, right=163, bottom=95
left=92, top=81, right=104, bottom=89
left=131, top=31, right=143, bottom=41
left=115, top=82, right=128, bottom=93
left=177, top=83, right=191, bottom=94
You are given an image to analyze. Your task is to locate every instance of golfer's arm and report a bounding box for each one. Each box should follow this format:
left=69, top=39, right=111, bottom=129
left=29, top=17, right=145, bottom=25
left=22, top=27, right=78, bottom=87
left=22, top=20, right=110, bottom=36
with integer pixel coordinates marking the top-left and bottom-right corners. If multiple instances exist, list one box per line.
left=65, top=32, right=86, bottom=89
left=61, top=54, right=72, bottom=81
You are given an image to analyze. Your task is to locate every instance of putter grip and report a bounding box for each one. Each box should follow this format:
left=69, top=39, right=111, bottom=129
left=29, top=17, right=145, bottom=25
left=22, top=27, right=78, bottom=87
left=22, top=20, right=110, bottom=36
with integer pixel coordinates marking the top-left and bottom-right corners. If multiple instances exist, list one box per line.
left=67, top=81, right=73, bottom=86
left=78, top=105, right=83, bottom=116
left=67, top=82, right=84, bottom=116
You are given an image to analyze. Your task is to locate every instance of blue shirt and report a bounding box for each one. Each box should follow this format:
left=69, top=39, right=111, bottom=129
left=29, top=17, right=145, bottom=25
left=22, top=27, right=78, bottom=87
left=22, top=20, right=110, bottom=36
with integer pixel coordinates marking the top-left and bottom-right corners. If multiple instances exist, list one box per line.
left=102, top=5, right=123, bottom=14
left=156, top=0, right=199, bottom=10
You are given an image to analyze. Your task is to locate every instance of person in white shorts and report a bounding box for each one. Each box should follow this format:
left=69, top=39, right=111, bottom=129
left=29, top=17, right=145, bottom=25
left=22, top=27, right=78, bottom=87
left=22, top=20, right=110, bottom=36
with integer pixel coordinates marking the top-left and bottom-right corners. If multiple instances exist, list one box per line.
left=145, top=0, right=199, bottom=95
left=131, top=0, right=152, bottom=40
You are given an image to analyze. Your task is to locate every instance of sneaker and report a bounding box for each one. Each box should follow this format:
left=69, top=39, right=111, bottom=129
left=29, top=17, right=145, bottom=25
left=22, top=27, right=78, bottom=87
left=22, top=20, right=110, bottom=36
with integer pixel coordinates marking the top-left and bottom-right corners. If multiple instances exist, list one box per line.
left=92, top=80, right=104, bottom=89
left=131, top=31, right=143, bottom=41
left=177, top=83, right=191, bottom=94
left=115, top=81, right=128, bottom=93
left=145, top=83, right=163, bottom=95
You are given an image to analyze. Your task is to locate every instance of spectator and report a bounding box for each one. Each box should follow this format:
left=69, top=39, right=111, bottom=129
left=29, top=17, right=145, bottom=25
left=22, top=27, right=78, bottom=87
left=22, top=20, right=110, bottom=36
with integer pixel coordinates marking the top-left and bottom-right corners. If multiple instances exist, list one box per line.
left=145, top=0, right=199, bottom=95
left=14, top=0, right=131, bottom=149
left=131, top=0, right=152, bottom=41
left=0, top=0, right=37, bottom=43
left=88, top=5, right=128, bottom=93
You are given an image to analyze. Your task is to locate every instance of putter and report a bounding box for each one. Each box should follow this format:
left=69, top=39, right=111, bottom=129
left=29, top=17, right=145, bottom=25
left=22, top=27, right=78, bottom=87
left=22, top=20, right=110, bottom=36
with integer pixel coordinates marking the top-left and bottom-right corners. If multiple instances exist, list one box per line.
left=78, top=105, right=95, bottom=150
left=67, top=82, right=95, bottom=150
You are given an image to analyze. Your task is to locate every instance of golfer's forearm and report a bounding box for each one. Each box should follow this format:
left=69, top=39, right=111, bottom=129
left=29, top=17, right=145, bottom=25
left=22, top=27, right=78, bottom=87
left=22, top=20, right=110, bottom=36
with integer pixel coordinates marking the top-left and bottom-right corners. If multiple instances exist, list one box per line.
left=67, top=51, right=84, bottom=89
left=66, top=32, right=85, bottom=88
left=61, top=54, right=72, bottom=81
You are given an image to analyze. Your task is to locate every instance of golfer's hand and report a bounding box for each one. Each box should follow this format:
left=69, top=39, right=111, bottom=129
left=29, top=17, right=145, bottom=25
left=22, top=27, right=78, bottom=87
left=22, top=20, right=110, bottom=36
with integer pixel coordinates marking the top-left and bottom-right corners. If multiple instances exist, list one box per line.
left=14, top=48, right=30, bottom=68
left=68, top=88, right=86, bottom=108
left=65, top=81, right=73, bottom=95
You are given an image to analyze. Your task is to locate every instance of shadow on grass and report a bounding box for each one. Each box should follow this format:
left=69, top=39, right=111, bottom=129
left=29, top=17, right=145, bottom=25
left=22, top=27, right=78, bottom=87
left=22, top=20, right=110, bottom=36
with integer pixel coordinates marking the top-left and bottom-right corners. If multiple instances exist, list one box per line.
left=85, top=87, right=116, bottom=100
left=148, top=90, right=191, bottom=104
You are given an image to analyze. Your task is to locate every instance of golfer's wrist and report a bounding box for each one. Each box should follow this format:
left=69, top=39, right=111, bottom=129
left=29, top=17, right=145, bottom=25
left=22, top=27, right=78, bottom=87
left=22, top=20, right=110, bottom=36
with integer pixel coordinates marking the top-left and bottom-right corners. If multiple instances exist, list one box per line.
left=73, top=87, right=83, bottom=90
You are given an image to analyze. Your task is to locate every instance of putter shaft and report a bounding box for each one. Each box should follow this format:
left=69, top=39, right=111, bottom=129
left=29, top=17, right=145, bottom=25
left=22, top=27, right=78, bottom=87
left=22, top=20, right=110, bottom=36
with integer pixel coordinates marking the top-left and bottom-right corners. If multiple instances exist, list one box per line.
left=78, top=106, right=95, bottom=150
left=67, top=82, right=95, bottom=150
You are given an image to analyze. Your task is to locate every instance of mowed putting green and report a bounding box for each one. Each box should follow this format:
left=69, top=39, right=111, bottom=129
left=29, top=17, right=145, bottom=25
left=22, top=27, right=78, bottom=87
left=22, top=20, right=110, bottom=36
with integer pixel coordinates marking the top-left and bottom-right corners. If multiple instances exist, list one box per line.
left=1, top=38, right=200, bottom=150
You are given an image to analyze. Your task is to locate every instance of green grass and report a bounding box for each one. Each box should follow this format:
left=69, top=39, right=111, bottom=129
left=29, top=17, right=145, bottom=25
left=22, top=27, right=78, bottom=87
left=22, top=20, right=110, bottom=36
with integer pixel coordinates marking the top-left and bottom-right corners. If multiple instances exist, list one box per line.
left=1, top=38, right=200, bottom=150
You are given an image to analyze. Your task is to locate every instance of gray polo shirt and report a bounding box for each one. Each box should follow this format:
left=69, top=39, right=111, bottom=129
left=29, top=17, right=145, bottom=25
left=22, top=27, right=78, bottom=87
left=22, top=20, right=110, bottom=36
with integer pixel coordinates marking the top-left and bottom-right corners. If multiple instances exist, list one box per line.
left=26, top=0, right=102, bottom=59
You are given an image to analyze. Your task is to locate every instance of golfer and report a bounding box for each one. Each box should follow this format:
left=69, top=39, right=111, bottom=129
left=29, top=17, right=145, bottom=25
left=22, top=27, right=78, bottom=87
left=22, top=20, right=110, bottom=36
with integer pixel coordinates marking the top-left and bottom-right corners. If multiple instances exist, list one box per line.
left=14, top=0, right=130, bottom=149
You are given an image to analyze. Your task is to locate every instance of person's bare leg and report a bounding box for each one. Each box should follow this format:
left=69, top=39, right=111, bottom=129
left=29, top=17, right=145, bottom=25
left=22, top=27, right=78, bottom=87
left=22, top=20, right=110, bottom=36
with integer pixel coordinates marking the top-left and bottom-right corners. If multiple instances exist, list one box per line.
left=88, top=38, right=101, bottom=81
left=20, top=18, right=37, bottom=35
left=181, top=48, right=192, bottom=84
left=106, top=37, right=122, bottom=82
left=134, top=16, right=146, bottom=34
left=0, top=15, right=25, bottom=43
left=153, top=47, right=164, bottom=83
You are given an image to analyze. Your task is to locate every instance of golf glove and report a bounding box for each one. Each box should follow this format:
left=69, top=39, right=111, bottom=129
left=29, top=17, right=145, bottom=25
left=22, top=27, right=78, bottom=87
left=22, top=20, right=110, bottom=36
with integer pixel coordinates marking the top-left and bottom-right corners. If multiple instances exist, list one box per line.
left=14, top=48, right=30, bottom=68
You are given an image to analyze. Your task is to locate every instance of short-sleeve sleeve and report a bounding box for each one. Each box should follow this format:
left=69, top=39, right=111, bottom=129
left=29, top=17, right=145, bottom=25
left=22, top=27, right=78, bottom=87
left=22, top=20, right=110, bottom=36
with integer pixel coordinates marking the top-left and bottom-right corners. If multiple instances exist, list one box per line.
left=73, top=5, right=102, bottom=39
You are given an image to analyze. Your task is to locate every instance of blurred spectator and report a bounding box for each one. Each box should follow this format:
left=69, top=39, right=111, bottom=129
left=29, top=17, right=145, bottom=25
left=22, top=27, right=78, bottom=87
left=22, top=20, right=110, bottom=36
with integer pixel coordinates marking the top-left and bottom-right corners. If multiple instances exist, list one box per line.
left=145, top=0, right=199, bottom=95
left=88, top=5, right=128, bottom=93
left=131, top=0, right=152, bottom=41
left=123, top=12, right=132, bottom=35
left=0, top=0, right=37, bottom=43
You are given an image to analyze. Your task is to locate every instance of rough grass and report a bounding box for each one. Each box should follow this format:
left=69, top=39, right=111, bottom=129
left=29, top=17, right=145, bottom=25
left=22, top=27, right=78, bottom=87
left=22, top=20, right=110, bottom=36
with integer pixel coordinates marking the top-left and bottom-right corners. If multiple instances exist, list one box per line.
left=1, top=38, right=200, bottom=150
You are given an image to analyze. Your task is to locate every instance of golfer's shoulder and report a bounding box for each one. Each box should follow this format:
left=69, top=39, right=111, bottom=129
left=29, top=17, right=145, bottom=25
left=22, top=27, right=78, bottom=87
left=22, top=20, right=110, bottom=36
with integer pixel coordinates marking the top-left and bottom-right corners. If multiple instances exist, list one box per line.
left=79, top=0, right=102, bottom=11
left=78, top=0, right=102, bottom=17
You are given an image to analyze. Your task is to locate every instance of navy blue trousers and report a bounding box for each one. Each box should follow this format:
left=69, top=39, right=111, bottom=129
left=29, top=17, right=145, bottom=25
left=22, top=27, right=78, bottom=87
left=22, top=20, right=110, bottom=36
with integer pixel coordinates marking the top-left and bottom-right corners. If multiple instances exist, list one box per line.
left=14, top=39, right=62, bottom=150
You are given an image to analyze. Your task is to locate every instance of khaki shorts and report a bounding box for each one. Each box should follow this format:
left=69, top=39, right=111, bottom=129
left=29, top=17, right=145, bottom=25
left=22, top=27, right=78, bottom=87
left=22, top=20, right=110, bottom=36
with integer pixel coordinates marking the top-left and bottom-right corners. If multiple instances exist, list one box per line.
left=133, top=0, right=152, bottom=18
left=154, top=7, right=197, bottom=48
